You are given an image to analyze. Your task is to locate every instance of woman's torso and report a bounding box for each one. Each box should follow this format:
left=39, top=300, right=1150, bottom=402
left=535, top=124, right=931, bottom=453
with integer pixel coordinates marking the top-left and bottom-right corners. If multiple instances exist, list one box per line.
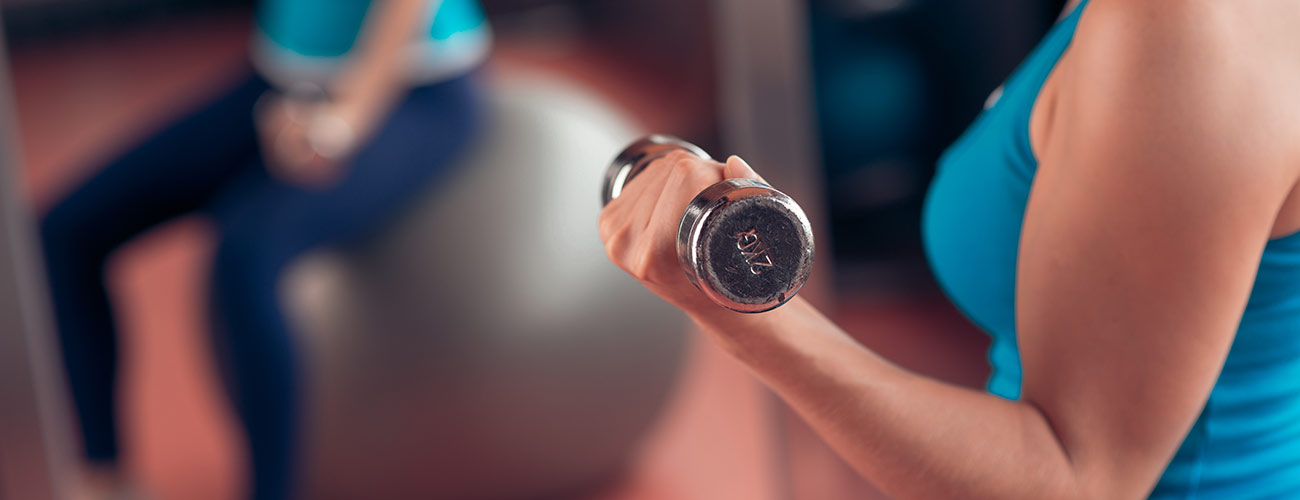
left=923, top=1, right=1300, bottom=497
left=252, top=0, right=490, bottom=87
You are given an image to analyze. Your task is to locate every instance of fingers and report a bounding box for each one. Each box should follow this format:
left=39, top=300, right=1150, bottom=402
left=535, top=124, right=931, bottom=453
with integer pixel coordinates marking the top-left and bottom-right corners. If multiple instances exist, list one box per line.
left=625, top=153, right=679, bottom=233
left=625, top=157, right=697, bottom=279
left=600, top=150, right=694, bottom=237
left=723, top=155, right=765, bottom=182
left=598, top=151, right=726, bottom=283
left=600, top=151, right=675, bottom=244
left=633, top=155, right=725, bottom=282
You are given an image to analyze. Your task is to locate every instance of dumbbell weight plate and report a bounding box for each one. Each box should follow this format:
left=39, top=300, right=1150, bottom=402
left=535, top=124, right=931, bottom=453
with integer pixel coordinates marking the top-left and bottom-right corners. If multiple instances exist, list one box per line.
left=678, top=179, right=814, bottom=313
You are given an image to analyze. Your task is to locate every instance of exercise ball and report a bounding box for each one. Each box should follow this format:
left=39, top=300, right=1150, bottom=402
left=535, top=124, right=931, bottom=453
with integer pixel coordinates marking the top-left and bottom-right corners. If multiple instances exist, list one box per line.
left=284, top=72, right=688, bottom=500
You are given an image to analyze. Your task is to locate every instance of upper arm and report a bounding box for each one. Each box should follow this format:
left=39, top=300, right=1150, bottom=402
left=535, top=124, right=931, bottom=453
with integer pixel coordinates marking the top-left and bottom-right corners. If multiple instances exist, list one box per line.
left=1017, top=1, right=1298, bottom=496
left=355, top=0, right=439, bottom=55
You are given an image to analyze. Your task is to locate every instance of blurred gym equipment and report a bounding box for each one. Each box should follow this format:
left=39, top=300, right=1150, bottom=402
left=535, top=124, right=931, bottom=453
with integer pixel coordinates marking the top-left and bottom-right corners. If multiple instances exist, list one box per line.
left=0, top=18, right=75, bottom=500
left=285, top=72, right=688, bottom=500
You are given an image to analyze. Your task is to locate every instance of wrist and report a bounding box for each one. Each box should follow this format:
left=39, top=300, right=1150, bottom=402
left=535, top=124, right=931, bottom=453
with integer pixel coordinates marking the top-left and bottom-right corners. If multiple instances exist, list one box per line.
left=306, top=104, right=358, bottom=160
left=684, top=296, right=806, bottom=361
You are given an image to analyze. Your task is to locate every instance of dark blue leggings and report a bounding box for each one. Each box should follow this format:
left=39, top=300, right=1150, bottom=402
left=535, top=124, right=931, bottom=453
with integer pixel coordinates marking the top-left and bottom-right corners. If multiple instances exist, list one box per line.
left=40, top=69, right=480, bottom=500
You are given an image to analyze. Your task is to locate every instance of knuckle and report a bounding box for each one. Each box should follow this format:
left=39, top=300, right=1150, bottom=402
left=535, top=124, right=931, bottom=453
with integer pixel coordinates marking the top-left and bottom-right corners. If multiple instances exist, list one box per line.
left=630, top=240, right=675, bottom=285
left=668, top=152, right=700, bottom=172
left=597, top=211, right=614, bottom=240
left=604, top=241, right=622, bottom=267
left=649, top=151, right=688, bottom=172
left=664, top=150, right=695, bottom=164
left=629, top=251, right=657, bottom=282
left=603, top=228, right=630, bottom=265
left=688, top=161, right=723, bottom=185
left=598, top=224, right=611, bottom=245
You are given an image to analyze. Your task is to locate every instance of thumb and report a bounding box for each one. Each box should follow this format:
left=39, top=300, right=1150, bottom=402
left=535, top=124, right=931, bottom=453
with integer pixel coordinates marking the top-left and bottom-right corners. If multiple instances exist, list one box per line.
left=723, top=155, right=765, bottom=182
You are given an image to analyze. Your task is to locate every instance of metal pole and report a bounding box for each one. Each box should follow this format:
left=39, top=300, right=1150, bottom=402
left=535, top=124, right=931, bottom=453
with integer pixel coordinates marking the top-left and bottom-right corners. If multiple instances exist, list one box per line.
left=710, top=2, right=838, bottom=499
left=0, top=16, right=76, bottom=500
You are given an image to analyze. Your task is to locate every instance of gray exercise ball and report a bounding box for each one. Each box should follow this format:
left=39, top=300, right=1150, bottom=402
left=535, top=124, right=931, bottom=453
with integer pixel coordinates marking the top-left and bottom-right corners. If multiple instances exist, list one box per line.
left=284, top=73, right=688, bottom=500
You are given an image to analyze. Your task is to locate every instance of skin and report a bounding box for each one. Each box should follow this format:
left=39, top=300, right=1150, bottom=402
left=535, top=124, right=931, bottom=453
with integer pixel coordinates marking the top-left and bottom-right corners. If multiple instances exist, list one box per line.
left=599, top=0, right=1300, bottom=498
left=256, top=0, right=440, bottom=188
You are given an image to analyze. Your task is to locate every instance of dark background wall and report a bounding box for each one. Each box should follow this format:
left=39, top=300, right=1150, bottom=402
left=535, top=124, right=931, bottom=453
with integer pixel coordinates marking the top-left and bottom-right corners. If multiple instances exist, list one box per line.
left=809, top=0, right=1066, bottom=289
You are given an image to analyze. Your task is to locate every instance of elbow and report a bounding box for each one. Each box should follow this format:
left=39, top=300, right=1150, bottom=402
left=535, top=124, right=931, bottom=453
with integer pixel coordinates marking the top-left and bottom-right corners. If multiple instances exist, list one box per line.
left=1061, top=461, right=1160, bottom=500
left=1016, top=403, right=1155, bottom=500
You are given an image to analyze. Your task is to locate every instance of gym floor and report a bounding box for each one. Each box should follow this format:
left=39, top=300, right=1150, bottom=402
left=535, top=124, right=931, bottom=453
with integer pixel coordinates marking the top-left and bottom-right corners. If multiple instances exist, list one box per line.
left=11, top=11, right=987, bottom=500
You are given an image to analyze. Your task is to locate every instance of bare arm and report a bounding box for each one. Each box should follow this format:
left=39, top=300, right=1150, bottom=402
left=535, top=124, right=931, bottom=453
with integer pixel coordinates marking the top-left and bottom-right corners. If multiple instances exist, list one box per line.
left=599, top=1, right=1300, bottom=498
left=327, top=0, right=441, bottom=137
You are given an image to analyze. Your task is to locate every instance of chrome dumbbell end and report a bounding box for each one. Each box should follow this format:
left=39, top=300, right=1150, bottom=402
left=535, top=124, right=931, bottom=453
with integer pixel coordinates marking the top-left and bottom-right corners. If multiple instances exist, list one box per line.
left=677, top=178, right=814, bottom=313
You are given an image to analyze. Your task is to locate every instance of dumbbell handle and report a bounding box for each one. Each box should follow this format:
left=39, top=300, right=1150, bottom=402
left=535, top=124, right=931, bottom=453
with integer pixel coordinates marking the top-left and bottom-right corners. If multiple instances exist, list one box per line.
left=601, top=135, right=712, bottom=206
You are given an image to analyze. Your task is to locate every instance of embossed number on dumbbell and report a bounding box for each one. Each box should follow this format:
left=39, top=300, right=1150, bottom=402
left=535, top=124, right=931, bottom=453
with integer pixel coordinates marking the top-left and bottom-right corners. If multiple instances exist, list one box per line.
left=735, top=228, right=774, bottom=275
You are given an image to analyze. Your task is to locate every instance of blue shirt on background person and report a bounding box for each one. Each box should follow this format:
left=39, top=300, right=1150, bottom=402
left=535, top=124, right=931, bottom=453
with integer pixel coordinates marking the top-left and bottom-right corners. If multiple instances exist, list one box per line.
left=253, top=0, right=491, bottom=87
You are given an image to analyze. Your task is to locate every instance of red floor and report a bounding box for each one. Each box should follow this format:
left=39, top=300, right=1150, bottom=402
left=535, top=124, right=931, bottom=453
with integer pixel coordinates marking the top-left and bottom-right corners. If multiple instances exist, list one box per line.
left=11, top=12, right=988, bottom=500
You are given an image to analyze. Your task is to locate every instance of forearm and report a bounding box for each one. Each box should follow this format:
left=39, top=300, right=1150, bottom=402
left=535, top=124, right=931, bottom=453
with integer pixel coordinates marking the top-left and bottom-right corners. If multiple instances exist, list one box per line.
left=330, top=0, right=438, bottom=129
left=687, top=299, right=1090, bottom=500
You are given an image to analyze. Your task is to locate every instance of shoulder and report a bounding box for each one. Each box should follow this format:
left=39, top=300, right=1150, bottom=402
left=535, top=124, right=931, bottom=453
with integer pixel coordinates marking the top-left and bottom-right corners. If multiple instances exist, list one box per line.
left=1078, top=0, right=1255, bottom=48
left=1051, top=0, right=1300, bottom=177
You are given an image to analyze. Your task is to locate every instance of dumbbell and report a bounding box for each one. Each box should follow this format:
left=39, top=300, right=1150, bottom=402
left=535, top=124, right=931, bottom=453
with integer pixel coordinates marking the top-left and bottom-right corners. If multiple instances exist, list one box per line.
left=601, top=135, right=815, bottom=313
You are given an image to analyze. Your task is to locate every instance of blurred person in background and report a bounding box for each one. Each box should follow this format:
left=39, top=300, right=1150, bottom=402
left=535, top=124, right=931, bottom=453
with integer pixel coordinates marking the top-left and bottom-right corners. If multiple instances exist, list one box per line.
left=601, top=0, right=1300, bottom=498
left=38, top=0, right=489, bottom=498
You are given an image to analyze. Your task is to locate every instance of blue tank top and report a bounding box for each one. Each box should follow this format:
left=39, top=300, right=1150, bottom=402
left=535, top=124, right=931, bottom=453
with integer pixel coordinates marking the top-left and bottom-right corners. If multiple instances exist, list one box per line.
left=252, top=0, right=489, bottom=86
left=923, top=2, right=1300, bottom=497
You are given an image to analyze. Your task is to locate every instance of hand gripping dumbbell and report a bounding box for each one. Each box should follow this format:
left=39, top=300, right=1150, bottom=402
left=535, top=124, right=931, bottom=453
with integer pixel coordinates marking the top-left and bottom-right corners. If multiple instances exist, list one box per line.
left=602, top=135, right=815, bottom=313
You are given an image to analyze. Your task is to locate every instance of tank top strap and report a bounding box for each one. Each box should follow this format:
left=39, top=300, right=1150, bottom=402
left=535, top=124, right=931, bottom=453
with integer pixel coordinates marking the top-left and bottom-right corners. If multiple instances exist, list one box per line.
left=989, top=0, right=1089, bottom=174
